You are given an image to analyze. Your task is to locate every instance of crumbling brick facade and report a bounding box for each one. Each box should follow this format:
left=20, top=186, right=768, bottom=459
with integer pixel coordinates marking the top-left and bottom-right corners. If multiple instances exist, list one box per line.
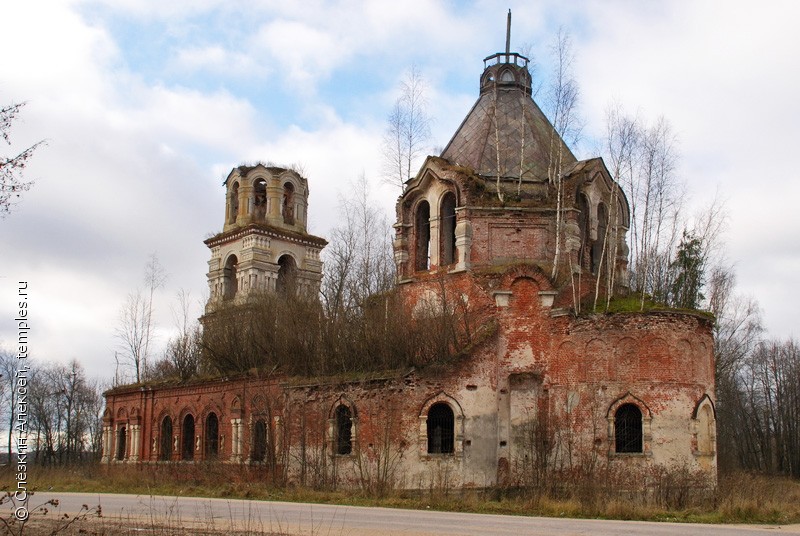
left=103, top=41, right=716, bottom=490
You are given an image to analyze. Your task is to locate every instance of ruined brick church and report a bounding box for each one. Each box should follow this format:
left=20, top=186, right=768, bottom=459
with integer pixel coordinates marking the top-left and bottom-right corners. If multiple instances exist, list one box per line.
left=103, top=35, right=717, bottom=489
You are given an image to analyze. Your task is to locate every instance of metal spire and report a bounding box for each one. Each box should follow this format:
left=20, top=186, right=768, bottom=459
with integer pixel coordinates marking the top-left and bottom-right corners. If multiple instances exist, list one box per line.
left=505, top=9, right=511, bottom=56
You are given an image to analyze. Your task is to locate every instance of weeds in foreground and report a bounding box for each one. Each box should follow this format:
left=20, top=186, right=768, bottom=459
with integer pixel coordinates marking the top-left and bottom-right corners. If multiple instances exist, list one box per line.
left=3, top=465, right=800, bottom=526
left=0, top=491, right=99, bottom=536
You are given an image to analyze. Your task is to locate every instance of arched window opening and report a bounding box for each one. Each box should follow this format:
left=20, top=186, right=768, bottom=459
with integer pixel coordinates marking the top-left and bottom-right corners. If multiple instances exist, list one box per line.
left=576, top=194, right=591, bottom=270
left=160, top=416, right=173, bottom=461
left=276, top=254, right=297, bottom=294
left=252, top=419, right=268, bottom=462
left=116, top=426, right=127, bottom=461
left=592, top=203, right=608, bottom=275
left=415, top=201, right=431, bottom=271
left=253, top=179, right=267, bottom=220
left=228, top=182, right=240, bottom=224
left=205, top=412, right=219, bottom=459
left=427, top=403, right=455, bottom=454
left=182, top=414, right=195, bottom=461
left=335, top=405, right=353, bottom=455
left=440, top=193, right=457, bottom=266
left=615, top=403, right=643, bottom=453
left=282, top=182, right=295, bottom=225
left=223, top=255, right=238, bottom=300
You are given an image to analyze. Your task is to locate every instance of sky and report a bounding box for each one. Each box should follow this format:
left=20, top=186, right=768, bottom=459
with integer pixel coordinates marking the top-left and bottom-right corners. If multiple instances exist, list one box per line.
left=0, top=0, right=798, bottom=381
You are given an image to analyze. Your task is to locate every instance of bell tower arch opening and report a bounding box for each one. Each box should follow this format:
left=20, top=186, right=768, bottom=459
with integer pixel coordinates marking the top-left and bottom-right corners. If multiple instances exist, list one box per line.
left=253, top=178, right=267, bottom=220
left=415, top=200, right=431, bottom=271
left=277, top=254, right=297, bottom=294
left=282, top=182, right=295, bottom=225
left=223, top=255, right=238, bottom=301
left=228, top=182, right=240, bottom=225
left=440, top=192, right=457, bottom=266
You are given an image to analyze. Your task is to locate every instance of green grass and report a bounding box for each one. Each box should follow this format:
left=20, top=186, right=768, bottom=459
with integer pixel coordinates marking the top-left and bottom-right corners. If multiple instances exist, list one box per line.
left=8, top=466, right=800, bottom=525
left=587, top=294, right=715, bottom=320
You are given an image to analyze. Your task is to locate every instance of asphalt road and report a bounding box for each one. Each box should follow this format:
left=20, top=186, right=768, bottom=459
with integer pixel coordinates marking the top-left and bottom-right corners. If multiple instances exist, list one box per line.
left=8, top=492, right=800, bottom=536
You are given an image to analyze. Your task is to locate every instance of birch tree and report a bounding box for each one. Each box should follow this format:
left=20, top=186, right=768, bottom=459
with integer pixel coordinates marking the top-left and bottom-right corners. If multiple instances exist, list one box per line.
left=544, top=28, right=582, bottom=282
left=115, top=255, right=167, bottom=383
left=594, top=103, right=639, bottom=310
left=381, top=65, right=432, bottom=192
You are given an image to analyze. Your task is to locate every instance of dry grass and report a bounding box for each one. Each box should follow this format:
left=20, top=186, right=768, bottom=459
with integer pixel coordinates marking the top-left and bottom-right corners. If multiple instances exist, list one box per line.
left=4, top=517, right=292, bottom=536
left=4, top=465, right=800, bottom=526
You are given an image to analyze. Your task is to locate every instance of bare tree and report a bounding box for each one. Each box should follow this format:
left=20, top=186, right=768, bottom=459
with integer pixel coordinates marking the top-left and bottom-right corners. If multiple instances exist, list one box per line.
left=732, top=339, right=800, bottom=477
left=0, top=102, right=44, bottom=216
left=544, top=28, right=582, bottom=282
left=115, top=255, right=167, bottom=383
left=381, top=65, right=432, bottom=192
left=115, top=290, right=149, bottom=383
left=322, top=174, right=395, bottom=317
left=0, top=349, right=18, bottom=462
left=596, top=102, right=639, bottom=310
left=602, top=105, right=690, bottom=308
left=161, top=289, right=201, bottom=381
left=142, top=254, right=167, bottom=377
left=20, top=360, right=101, bottom=465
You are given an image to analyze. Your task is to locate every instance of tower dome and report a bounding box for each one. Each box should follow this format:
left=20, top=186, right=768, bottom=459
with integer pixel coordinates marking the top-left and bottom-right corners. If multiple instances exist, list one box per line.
left=440, top=13, right=576, bottom=183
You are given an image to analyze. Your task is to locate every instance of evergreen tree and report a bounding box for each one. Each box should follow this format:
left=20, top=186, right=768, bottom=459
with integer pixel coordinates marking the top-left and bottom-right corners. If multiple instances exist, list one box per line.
left=669, top=230, right=705, bottom=309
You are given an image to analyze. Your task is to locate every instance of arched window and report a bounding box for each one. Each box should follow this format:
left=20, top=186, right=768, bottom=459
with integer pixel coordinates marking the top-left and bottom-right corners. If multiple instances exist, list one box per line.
left=159, top=416, right=173, bottom=461
left=223, top=255, right=238, bottom=300
left=440, top=192, right=457, bottom=266
left=276, top=254, right=297, bottom=294
left=205, top=412, right=219, bottom=459
left=335, top=405, right=353, bottom=455
left=228, top=182, right=240, bottom=224
left=182, top=414, right=195, bottom=461
left=253, top=178, right=267, bottom=220
left=415, top=201, right=431, bottom=271
left=576, top=193, right=590, bottom=269
left=116, top=426, right=127, bottom=461
left=592, top=203, right=608, bottom=275
left=427, top=403, right=454, bottom=454
left=615, top=404, right=643, bottom=453
left=282, top=182, right=295, bottom=225
left=252, top=419, right=268, bottom=462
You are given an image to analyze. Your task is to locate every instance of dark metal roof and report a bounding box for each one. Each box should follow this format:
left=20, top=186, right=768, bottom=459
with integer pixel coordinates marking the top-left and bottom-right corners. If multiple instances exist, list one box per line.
left=440, top=58, right=576, bottom=181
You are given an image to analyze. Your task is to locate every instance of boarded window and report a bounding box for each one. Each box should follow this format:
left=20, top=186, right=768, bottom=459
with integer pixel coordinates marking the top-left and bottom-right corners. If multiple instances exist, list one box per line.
left=205, top=412, right=219, bottom=459
left=697, top=405, right=713, bottom=454
left=160, top=416, right=173, bottom=461
left=615, top=403, right=643, bottom=453
left=427, top=403, right=454, bottom=454
left=252, top=419, right=267, bottom=462
left=440, top=192, right=457, bottom=265
left=335, top=405, right=353, bottom=455
left=415, top=201, right=431, bottom=271
left=182, top=415, right=195, bottom=461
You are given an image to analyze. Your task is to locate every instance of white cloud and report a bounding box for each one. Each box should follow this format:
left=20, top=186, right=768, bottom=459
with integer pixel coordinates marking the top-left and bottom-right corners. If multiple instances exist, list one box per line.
left=172, top=45, right=258, bottom=77
left=1, top=0, right=798, bottom=381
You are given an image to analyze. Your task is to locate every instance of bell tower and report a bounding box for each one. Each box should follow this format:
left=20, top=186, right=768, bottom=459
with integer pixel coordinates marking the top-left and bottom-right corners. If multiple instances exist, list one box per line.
left=204, top=163, right=326, bottom=312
